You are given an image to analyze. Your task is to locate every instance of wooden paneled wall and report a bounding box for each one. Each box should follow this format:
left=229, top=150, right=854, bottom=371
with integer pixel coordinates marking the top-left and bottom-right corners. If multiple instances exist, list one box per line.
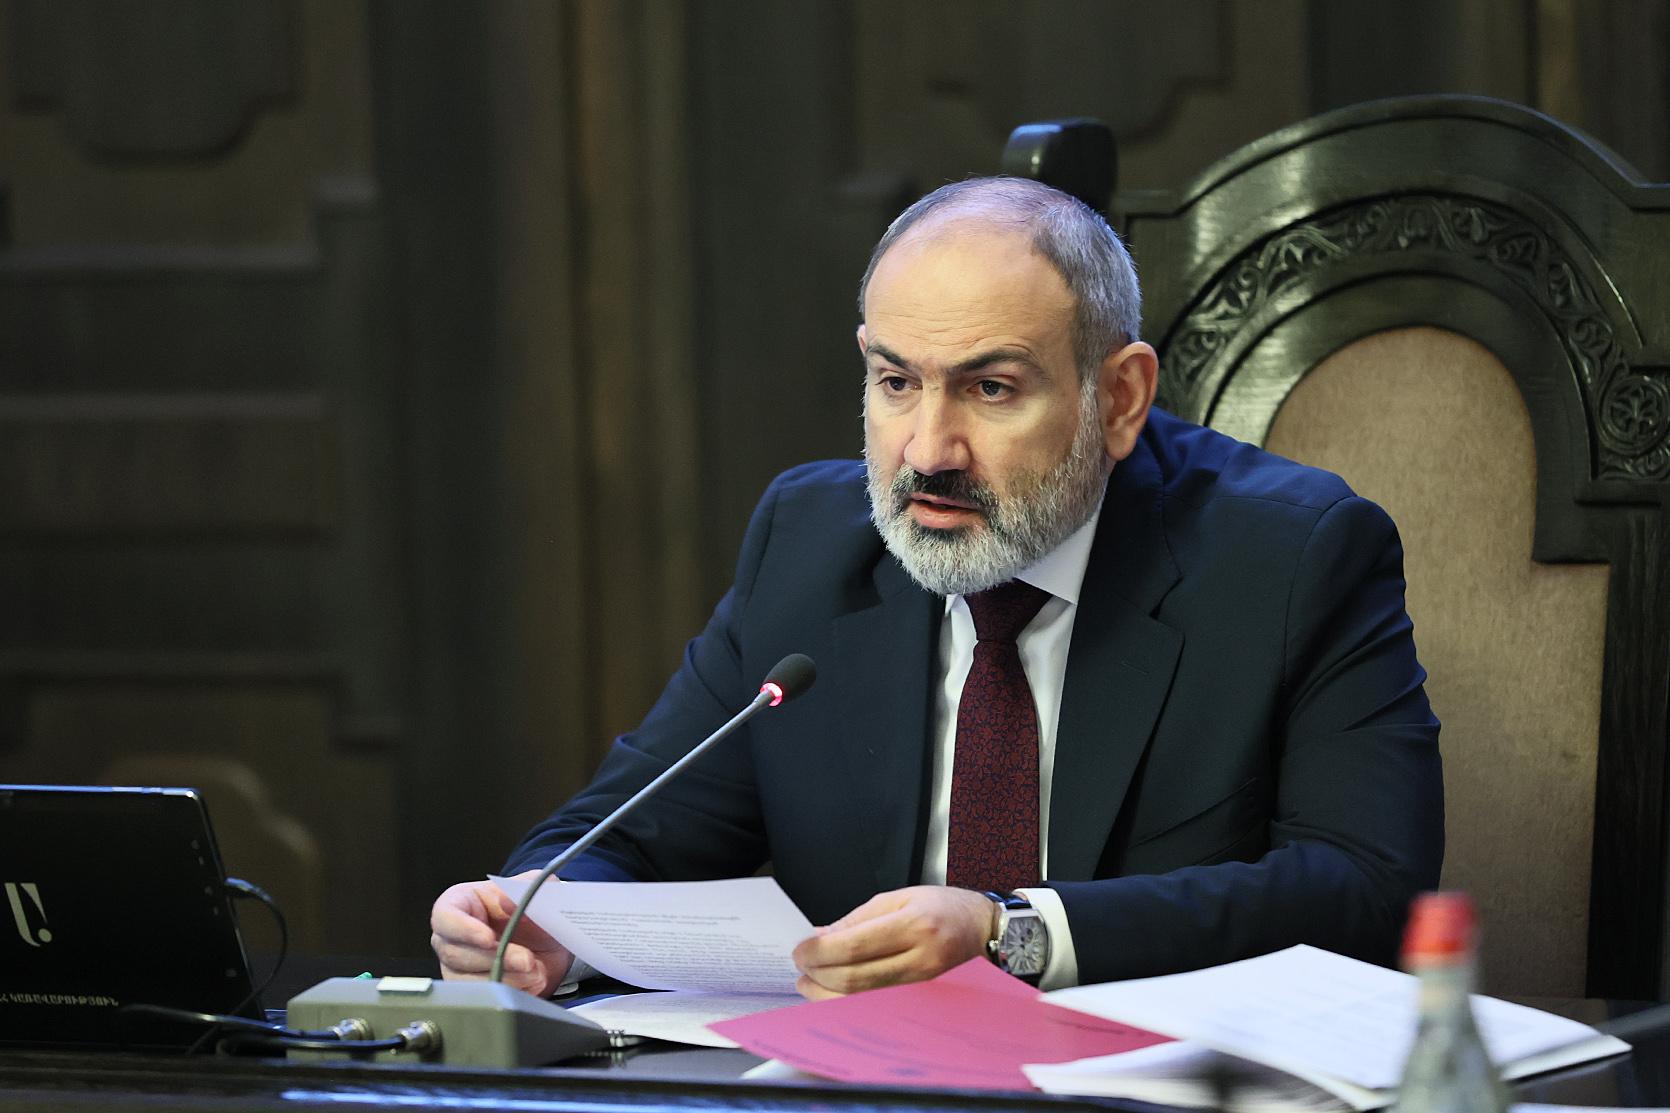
left=0, top=0, right=402, bottom=954
left=1, top=0, right=1664, bottom=959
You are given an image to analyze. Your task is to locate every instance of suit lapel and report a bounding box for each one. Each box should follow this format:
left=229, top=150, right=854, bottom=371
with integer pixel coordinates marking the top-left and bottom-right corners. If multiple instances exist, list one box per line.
left=830, top=555, right=939, bottom=894
left=1048, top=435, right=1184, bottom=881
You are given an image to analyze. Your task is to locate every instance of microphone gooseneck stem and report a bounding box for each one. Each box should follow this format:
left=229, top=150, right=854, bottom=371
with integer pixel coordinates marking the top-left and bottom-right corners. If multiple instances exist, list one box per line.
left=489, top=687, right=776, bottom=984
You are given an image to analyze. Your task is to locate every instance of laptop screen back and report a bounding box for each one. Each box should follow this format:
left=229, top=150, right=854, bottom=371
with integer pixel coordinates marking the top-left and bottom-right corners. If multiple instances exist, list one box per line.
left=0, top=784, right=259, bottom=1050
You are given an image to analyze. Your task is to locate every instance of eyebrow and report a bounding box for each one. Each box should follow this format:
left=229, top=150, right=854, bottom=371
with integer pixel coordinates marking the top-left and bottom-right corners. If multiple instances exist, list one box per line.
left=865, top=342, right=1049, bottom=379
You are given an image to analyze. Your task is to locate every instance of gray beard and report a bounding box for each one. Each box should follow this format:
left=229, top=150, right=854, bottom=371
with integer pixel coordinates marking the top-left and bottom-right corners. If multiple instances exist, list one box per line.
left=865, top=379, right=1108, bottom=596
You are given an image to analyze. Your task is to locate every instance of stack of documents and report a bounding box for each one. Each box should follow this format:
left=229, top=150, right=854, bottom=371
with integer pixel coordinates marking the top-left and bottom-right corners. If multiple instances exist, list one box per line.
left=713, top=956, right=1168, bottom=1089
left=1031, top=945, right=1629, bottom=1110
left=490, top=874, right=808, bottom=1046
left=491, top=875, right=1628, bottom=1105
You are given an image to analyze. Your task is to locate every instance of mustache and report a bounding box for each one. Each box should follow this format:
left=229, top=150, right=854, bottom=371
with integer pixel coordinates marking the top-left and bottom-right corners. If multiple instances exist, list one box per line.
left=890, top=468, right=1000, bottom=517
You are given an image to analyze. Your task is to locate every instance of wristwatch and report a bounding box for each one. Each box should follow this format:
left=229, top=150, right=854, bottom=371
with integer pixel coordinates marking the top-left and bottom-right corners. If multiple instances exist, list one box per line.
left=984, top=890, right=1049, bottom=983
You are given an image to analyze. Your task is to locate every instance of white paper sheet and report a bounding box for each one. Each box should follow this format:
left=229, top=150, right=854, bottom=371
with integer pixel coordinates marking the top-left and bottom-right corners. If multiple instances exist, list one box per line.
left=569, top=990, right=800, bottom=1048
left=489, top=874, right=814, bottom=993
left=1024, top=1041, right=1352, bottom=1113
left=1514, top=1107, right=1670, bottom=1113
left=742, top=1058, right=824, bottom=1082
left=1027, top=1040, right=1658, bottom=1113
left=1043, top=945, right=1629, bottom=1106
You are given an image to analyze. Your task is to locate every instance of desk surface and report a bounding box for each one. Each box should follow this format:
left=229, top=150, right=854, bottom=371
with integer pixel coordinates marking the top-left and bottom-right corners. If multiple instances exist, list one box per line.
left=0, top=1027, right=1666, bottom=1113
left=5, top=956, right=1669, bottom=1113
left=5, top=1004, right=1670, bottom=1113
left=0, top=1046, right=1133, bottom=1113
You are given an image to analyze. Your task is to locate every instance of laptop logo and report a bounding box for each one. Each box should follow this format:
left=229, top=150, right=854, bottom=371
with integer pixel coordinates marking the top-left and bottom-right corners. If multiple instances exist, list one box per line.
left=4, top=882, right=52, bottom=946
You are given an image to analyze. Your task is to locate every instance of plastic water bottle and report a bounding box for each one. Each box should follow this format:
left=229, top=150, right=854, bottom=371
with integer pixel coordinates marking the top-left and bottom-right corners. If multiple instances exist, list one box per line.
left=1389, top=892, right=1508, bottom=1113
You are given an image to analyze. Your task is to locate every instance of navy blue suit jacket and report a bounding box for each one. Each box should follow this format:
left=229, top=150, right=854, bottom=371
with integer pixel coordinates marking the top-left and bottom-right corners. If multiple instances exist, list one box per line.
left=508, top=410, right=1444, bottom=983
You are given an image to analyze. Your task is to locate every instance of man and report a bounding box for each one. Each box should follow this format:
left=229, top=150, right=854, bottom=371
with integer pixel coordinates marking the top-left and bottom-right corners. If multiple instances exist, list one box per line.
left=431, top=177, right=1444, bottom=999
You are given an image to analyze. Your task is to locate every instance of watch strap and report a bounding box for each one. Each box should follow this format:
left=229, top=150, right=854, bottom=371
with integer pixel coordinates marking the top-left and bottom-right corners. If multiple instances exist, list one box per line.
left=984, top=889, right=1031, bottom=910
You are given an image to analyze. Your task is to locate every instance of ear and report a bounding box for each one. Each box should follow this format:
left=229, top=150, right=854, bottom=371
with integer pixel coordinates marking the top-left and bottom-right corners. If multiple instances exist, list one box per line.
left=1098, top=341, right=1159, bottom=462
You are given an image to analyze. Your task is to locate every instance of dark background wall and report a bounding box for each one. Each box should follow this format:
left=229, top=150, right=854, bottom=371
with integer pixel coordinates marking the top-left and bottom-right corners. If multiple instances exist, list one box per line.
left=1, top=0, right=1664, bottom=959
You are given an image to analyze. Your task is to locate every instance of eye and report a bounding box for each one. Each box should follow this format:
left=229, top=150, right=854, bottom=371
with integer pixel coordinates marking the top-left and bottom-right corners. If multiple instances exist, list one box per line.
left=976, top=379, right=1012, bottom=399
left=878, top=374, right=912, bottom=394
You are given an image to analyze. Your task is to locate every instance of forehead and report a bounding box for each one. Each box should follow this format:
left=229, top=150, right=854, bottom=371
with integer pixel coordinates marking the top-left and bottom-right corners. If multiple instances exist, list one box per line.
left=863, top=221, right=1074, bottom=360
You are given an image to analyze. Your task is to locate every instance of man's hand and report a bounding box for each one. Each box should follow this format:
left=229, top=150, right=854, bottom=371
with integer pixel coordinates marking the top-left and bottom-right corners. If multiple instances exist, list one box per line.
left=430, top=870, right=574, bottom=997
left=791, top=885, right=997, bottom=1000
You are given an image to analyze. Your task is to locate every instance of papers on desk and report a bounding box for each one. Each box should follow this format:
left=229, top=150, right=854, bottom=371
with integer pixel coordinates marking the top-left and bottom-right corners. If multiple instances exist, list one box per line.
left=1516, top=1107, right=1670, bottom=1113
left=1033, top=945, right=1630, bottom=1110
left=486, top=873, right=1627, bottom=1104
left=489, top=874, right=812, bottom=993
left=488, top=873, right=811, bottom=1049
left=568, top=990, right=800, bottom=1048
left=713, top=957, right=1171, bottom=1089
left=714, top=944, right=1627, bottom=1104
left=1025, top=1040, right=1354, bottom=1113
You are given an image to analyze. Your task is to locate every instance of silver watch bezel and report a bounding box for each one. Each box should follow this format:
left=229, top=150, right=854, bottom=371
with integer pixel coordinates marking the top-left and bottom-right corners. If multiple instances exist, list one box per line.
left=987, top=899, right=1049, bottom=979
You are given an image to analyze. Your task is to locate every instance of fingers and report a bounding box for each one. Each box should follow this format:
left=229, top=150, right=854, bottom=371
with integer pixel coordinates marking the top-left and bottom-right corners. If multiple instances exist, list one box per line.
left=430, top=881, right=507, bottom=982
left=793, top=889, right=912, bottom=967
left=793, top=907, right=910, bottom=971
left=792, top=886, right=994, bottom=996
left=432, top=930, right=574, bottom=996
left=432, top=936, right=552, bottom=991
left=430, top=877, right=574, bottom=996
left=431, top=881, right=500, bottom=951
left=432, top=878, right=559, bottom=947
left=800, top=945, right=925, bottom=995
left=796, top=974, right=846, bottom=1001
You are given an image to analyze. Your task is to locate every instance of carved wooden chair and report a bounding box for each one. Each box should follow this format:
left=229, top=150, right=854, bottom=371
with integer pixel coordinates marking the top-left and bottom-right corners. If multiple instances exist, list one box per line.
left=1005, top=99, right=1670, bottom=999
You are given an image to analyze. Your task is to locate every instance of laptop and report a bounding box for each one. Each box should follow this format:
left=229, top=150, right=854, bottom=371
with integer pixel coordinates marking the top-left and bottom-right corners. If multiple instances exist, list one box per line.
left=0, top=784, right=261, bottom=1050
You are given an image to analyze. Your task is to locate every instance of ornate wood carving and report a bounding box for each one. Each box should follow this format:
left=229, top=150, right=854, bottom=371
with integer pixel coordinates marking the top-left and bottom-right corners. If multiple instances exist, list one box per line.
left=1158, top=193, right=1670, bottom=481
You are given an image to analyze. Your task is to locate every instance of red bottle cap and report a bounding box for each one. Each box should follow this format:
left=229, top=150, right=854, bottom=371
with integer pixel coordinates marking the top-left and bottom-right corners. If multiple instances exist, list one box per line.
left=1402, top=891, right=1477, bottom=962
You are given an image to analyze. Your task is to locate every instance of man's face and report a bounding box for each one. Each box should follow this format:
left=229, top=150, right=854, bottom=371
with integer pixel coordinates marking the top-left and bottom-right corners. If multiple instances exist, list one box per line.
left=860, top=222, right=1108, bottom=596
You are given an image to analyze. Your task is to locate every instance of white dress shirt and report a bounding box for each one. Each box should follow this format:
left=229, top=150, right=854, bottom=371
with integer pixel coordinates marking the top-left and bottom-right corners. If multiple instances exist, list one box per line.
left=917, top=498, right=1104, bottom=990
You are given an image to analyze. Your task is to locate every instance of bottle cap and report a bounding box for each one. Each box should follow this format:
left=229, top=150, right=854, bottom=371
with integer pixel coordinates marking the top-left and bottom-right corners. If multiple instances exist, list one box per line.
left=1402, top=890, right=1477, bottom=963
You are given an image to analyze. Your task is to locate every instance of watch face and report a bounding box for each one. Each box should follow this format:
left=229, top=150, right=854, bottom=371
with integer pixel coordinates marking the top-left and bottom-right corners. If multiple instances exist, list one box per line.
left=1002, top=915, right=1048, bottom=976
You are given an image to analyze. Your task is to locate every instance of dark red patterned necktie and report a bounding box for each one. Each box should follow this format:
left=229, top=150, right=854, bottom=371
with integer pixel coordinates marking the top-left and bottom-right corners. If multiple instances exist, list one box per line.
left=945, top=579, right=1052, bottom=893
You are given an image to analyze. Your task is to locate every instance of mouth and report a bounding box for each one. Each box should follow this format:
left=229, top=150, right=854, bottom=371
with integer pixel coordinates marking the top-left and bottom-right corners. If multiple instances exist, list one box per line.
left=906, top=493, right=984, bottom=529
left=910, top=493, right=980, bottom=511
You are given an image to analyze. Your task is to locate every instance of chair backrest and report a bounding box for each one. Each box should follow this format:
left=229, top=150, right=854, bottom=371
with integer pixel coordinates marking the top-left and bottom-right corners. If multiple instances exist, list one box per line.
left=1006, top=99, right=1670, bottom=999
left=100, top=754, right=326, bottom=953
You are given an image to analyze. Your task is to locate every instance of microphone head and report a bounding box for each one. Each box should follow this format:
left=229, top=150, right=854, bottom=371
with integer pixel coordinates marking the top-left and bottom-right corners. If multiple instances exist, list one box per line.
left=760, top=653, right=817, bottom=707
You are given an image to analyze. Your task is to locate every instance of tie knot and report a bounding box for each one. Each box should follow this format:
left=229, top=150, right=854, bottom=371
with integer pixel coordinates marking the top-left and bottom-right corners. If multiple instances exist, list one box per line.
left=965, top=580, right=1052, bottom=643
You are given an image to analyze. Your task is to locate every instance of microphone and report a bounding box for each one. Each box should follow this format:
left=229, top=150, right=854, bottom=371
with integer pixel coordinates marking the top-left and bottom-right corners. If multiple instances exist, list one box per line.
left=286, top=654, right=817, bottom=1068
left=760, top=652, right=817, bottom=707
left=487, top=652, right=817, bottom=981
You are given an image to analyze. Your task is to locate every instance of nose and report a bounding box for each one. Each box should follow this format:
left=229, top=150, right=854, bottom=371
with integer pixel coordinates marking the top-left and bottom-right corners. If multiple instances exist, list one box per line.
left=900, top=390, right=971, bottom=475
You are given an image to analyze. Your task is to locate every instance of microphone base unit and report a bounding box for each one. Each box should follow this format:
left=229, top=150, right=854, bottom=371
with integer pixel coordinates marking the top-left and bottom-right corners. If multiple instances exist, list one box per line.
left=285, top=976, right=610, bottom=1067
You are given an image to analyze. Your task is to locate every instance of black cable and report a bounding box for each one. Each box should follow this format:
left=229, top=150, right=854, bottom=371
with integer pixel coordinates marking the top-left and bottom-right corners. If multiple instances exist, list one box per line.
left=120, top=1003, right=287, bottom=1036
left=214, top=1032, right=410, bottom=1056
left=124, top=880, right=430, bottom=1060
left=188, top=877, right=287, bottom=1055
left=118, top=1002, right=338, bottom=1040
left=223, top=877, right=287, bottom=1016
left=114, top=878, right=291, bottom=1055
left=121, top=1003, right=420, bottom=1058
left=125, top=1002, right=436, bottom=1060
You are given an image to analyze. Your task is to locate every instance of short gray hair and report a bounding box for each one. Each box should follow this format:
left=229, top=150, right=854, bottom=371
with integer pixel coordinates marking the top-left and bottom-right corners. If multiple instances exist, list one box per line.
left=856, top=177, right=1142, bottom=379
